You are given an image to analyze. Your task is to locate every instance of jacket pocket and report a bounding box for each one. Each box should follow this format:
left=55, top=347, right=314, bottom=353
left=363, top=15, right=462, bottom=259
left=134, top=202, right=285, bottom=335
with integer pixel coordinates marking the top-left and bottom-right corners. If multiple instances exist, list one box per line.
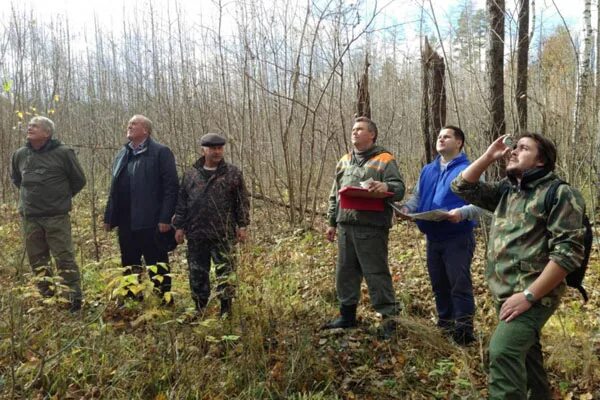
left=519, top=260, right=543, bottom=273
left=21, top=168, right=46, bottom=188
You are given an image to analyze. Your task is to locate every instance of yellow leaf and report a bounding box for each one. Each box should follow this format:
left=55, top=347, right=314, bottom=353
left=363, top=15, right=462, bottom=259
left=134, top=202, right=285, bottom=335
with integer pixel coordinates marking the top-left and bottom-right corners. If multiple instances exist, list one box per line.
left=154, top=394, right=167, bottom=400
left=54, top=94, right=60, bottom=102
left=16, top=111, right=23, bottom=119
left=163, top=292, right=172, bottom=304
left=48, top=109, right=55, bottom=115
left=128, top=285, right=143, bottom=295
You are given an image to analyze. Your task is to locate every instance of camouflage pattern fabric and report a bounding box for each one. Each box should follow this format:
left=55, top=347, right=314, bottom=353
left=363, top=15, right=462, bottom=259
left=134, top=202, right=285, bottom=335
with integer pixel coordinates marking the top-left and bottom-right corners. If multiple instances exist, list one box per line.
left=187, top=240, right=235, bottom=307
left=173, top=157, right=249, bottom=242
left=452, top=170, right=586, bottom=303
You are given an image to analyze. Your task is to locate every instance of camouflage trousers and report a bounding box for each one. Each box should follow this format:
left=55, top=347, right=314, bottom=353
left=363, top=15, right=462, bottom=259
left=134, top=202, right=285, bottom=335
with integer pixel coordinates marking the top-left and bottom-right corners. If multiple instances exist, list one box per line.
left=187, top=239, right=235, bottom=308
left=22, top=214, right=82, bottom=302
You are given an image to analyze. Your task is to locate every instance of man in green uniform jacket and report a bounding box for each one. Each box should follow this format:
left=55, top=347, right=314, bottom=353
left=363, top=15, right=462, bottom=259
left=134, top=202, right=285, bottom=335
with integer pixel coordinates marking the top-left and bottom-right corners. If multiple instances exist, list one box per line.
left=323, top=116, right=405, bottom=337
left=451, top=133, right=586, bottom=399
left=11, top=116, right=87, bottom=312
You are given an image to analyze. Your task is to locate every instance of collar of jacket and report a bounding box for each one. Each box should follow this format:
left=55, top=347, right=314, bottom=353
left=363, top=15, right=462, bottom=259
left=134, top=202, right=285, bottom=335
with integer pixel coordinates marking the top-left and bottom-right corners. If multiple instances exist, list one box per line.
left=125, top=137, right=152, bottom=155
left=193, top=156, right=226, bottom=172
left=351, top=145, right=387, bottom=166
left=507, top=167, right=554, bottom=190
left=26, top=138, right=61, bottom=153
left=433, top=152, right=469, bottom=171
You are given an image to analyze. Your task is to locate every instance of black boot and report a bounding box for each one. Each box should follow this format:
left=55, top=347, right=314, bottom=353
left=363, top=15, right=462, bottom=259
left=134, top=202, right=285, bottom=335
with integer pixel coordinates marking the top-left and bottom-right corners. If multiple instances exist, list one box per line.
left=220, top=298, right=232, bottom=317
left=378, top=316, right=397, bottom=340
left=69, top=298, right=82, bottom=314
left=321, top=304, right=357, bottom=330
left=194, top=298, right=207, bottom=312
left=453, top=318, right=476, bottom=346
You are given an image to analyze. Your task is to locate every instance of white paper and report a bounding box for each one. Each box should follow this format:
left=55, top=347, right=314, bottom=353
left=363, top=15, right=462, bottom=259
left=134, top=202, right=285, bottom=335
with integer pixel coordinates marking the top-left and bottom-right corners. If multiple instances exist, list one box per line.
left=390, top=203, right=449, bottom=221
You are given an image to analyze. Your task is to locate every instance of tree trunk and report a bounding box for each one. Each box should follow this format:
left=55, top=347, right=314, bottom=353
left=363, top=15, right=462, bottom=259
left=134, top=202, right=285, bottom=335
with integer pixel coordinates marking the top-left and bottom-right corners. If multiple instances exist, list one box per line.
left=421, top=37, right=446, bottom=163
left=595, top=0, right=600, bottom=210
left=516, top=0, right=529, bottom=133
left=421, top=38, right=431, bottom=163
left=487, top=0, right=506, bottom=177
left=573, top=0, right=593, bottom=146
left=356, top=54, right=371, bottom=119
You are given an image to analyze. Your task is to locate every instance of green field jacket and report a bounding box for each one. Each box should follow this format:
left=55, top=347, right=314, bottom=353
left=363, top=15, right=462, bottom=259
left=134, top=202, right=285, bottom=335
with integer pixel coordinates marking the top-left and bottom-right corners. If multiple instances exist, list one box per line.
left=327, top=145, right=405, bottom=229
left=11, top=139, right=86, bottom=217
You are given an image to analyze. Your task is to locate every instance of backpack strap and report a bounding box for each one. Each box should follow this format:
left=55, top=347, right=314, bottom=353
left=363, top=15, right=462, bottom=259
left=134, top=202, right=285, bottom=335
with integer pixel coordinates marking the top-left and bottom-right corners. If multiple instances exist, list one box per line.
left=543, top=179, right=567, bottom=214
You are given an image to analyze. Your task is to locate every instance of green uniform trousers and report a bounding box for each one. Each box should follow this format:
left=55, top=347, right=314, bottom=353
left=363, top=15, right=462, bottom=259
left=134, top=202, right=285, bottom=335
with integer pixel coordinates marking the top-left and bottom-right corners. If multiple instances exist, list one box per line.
left=489, top=299, right=558, bottom=399
left=336, top=224, right=398, bottom=317
left=22, top=214, right=82, bottom=302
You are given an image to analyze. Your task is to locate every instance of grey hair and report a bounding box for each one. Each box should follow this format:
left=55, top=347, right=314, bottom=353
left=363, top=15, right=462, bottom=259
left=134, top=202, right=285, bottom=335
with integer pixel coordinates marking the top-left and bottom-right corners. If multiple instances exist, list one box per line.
left=29, top=116, right=55, bottom=136
left=130, top=114, right=153, bottom=134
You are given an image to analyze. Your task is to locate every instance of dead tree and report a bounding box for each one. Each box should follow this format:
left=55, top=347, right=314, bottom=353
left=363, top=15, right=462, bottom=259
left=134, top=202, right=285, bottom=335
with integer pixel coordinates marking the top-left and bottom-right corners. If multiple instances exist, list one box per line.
left=356, top=54, right=371, bottom=119
left=421, top=37, right=446, bottom=163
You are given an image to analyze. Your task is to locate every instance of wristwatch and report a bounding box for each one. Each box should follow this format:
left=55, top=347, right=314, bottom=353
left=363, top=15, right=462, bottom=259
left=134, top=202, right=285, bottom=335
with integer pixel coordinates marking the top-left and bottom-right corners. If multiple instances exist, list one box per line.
left=523, top=289, right=536, bottom=303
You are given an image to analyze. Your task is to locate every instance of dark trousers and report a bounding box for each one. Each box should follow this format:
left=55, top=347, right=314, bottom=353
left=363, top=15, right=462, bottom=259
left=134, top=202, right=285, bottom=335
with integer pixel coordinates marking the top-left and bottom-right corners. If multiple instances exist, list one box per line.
left=426, top=232, right=475, bottom=333
left=187, top=240, right=234, bottom=308
left=117, top=225, right=171, bottom=293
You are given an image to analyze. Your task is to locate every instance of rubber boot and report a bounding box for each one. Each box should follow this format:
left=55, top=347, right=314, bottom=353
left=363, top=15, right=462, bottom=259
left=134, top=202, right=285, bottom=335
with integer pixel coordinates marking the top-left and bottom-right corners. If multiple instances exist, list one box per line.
left=220, top=298, right=232, bottom=318
left=321, top=304, right=358, bottom=330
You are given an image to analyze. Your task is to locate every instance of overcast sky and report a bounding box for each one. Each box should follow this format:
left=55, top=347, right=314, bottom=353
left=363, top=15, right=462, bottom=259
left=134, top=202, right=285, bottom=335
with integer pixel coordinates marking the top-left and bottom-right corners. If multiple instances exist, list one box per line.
left=4, top=0, right=585, bottom=30
left=1, top=0, right=588, bottom=55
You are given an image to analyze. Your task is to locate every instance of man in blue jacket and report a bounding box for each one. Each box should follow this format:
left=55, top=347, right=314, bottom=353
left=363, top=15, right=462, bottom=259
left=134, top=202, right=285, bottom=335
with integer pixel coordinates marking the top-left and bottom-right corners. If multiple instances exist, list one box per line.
left=104, top=115, right=179, bottom=303
left=399, top=126, right=479, bottom=345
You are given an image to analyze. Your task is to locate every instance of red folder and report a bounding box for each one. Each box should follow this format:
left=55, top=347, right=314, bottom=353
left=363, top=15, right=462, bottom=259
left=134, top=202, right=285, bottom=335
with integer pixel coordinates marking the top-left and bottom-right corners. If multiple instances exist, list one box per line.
left=338, top=186, right=393, bottom=211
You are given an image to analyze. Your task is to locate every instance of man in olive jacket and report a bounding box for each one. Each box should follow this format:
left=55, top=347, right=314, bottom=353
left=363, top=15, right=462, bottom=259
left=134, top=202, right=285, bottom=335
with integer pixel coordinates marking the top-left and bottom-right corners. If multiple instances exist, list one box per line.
left=324, top=116, right=405, bottom=337
left=11, top=116, right=86, bottom=312
left=104, top=115, right=179, bottom=301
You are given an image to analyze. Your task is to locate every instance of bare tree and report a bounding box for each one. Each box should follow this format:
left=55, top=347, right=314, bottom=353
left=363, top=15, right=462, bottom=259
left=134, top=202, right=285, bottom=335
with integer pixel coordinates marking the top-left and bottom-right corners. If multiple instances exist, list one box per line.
left=487, top=0, right=506, bottom=176
left=516, top=0, right=529, bottom=133
left=421, top=37, right=446, bottom=163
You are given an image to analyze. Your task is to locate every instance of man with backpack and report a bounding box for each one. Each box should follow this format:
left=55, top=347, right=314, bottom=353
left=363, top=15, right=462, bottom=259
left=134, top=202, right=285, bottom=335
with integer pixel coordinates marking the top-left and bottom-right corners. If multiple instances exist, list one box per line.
left=451, top=133, right=588, bottom=399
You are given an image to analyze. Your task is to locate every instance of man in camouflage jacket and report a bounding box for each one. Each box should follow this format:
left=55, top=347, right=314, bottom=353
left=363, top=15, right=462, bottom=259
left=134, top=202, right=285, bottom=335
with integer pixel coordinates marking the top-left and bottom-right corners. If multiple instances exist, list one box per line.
left=173, top=133, right=250, bottom=316
left=451, top=133, right=586, bottom=399
left=323, top=116, right=405, bottom=338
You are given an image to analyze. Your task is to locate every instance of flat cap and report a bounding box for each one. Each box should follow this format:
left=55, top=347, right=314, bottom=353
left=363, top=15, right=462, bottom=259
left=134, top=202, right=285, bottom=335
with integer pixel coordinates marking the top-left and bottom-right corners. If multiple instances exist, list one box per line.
left=200, top=133, right=227, bottom=147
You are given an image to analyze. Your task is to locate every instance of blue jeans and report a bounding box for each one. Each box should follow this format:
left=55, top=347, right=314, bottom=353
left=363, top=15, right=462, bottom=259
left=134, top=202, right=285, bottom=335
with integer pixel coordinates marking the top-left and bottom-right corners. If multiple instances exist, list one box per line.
left=426, top=231, right=475, bottom=332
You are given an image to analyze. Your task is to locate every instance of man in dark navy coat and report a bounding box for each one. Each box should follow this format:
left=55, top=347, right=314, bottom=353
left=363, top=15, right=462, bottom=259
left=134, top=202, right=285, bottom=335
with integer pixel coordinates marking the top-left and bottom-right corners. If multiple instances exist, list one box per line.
left=104, top=114, right=179, bottom=302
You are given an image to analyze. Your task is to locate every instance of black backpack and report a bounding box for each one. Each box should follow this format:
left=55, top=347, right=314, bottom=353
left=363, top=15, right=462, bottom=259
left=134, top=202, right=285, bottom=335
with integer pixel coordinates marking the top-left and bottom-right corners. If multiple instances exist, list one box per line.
left=544, top=180, right=593, bottom=302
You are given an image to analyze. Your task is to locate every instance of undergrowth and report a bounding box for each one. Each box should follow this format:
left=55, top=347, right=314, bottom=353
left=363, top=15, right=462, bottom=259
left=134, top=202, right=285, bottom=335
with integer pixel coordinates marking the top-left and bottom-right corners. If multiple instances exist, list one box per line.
left=0, top=199, right=599, bottom=399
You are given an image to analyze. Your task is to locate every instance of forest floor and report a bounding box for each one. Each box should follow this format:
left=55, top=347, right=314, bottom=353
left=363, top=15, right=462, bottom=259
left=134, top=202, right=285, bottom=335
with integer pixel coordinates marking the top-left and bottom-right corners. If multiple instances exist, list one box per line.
left=1, top=195, right=599, bottom=400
